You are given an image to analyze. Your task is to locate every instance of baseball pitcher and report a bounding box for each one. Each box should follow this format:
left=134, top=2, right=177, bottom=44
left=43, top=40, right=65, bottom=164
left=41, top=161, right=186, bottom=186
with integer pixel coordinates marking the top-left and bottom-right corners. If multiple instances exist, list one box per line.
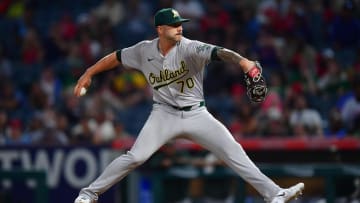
left=74, top=8, right=304, bottom=203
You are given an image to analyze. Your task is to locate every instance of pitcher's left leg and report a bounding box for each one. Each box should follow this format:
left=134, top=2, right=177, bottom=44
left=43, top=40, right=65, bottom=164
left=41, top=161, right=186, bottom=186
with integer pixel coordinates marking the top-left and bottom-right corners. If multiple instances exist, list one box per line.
left=184, top=109, right=281, bottom=201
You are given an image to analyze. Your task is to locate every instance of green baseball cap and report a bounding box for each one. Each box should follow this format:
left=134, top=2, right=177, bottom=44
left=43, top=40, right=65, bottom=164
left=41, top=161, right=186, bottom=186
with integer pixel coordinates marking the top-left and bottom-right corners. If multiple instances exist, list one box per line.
left=154, top=8, right=190, bottom=26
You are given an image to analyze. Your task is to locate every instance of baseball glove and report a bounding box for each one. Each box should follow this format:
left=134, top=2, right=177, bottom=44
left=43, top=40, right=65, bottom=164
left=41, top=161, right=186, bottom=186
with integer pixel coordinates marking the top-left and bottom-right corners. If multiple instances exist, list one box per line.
left=244, top=61, right=268, bottom=103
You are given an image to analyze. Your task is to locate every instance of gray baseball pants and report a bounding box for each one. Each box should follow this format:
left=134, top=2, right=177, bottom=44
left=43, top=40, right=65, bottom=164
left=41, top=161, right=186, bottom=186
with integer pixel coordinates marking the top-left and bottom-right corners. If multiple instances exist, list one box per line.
left=79, top=104, right=281, bottom=201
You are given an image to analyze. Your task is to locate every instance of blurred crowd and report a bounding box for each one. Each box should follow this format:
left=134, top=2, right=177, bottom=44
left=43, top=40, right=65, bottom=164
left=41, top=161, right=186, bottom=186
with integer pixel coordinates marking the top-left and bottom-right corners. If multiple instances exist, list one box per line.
left=0, top=0, right=360, bottom=146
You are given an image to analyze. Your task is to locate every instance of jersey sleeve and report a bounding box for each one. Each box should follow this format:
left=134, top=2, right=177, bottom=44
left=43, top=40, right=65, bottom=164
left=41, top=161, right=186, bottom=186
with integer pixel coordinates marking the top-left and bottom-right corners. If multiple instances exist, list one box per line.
left=119, top=41, right=144, bottom=70
left=187, top=40, right=219, bottom=69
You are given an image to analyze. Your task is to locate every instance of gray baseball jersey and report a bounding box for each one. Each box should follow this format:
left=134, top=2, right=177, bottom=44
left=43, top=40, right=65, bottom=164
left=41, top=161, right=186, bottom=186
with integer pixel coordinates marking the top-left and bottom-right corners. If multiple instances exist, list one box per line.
left=121, top=37, right=211, bottom=107
left=77, top=37, right=281, bottom=202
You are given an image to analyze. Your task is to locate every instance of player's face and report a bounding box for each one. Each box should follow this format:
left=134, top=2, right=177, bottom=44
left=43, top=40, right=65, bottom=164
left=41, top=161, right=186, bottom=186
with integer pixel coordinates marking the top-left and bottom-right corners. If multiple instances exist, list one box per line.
left=159, top=23, right=183, bottom=42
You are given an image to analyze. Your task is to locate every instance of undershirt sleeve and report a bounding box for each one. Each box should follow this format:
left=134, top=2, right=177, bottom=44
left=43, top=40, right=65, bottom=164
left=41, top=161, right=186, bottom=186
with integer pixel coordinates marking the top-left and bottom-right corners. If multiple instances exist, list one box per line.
left=115, top=49, right=122, bottom=62
left=210, top=46, right=223, bottom=61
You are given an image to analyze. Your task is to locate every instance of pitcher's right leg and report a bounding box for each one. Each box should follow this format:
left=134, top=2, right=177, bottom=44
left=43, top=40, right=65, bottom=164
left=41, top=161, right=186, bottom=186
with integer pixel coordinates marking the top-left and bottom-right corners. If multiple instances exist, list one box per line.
left=74, top=105, right=179, bottom=202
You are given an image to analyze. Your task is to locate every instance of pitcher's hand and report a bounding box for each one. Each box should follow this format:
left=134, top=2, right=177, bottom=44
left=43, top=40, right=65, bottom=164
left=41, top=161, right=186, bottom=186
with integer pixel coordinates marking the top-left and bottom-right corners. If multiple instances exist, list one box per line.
left=74, top=72, right=92, bottom=97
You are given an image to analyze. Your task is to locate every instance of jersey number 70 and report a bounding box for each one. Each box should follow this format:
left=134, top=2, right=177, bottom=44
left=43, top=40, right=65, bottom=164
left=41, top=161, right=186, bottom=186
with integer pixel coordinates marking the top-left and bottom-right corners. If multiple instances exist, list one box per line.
left=176, top=77, right=194, bottom=93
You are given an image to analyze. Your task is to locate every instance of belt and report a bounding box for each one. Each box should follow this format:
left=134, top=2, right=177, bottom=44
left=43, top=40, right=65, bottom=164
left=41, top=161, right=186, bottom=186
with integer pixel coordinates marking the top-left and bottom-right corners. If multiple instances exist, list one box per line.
left=157, top=101, right=205, bottom=111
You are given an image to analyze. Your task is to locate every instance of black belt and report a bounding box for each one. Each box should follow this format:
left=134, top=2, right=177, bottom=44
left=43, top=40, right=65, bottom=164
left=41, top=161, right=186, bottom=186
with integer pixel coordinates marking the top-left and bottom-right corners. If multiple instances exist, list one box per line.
left=157, top=101, right=205, bottom=111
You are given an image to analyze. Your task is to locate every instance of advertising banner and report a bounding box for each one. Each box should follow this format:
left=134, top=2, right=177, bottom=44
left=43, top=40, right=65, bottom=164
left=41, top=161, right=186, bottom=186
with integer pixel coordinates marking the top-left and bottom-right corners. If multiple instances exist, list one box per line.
left=0, top=146, right=122, bottom=203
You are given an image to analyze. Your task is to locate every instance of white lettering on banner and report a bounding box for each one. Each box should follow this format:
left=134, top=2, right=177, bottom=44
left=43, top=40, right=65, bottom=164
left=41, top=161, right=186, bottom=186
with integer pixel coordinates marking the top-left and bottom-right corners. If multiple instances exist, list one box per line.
left=34, top=150, right=64, bottom=187
left=0, top=148, right=115, bottom=189
left=65, top=149, right=97, bottom=188
left=21, top=150, right=31, bottom=170
left=0, top=151, right=18, bottom=169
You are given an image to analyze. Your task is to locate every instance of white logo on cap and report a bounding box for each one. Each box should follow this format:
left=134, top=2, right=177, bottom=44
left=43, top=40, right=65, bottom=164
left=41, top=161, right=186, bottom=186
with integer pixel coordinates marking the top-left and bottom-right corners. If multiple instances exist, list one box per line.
left=172, top=9, right=179, bottom=18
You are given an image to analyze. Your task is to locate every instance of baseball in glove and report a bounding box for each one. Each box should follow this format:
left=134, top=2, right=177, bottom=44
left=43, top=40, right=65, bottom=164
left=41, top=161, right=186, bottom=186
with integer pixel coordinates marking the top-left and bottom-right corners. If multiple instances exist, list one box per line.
left=244, top=61, right=268, bottom=103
